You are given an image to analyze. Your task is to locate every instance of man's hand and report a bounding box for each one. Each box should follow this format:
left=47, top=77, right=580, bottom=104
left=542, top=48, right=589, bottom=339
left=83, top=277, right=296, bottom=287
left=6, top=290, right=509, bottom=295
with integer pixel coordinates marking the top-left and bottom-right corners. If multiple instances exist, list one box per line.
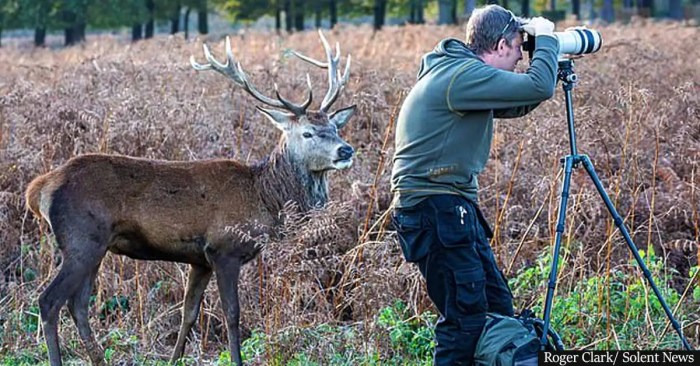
left=521, top=17, right=555, bottom=36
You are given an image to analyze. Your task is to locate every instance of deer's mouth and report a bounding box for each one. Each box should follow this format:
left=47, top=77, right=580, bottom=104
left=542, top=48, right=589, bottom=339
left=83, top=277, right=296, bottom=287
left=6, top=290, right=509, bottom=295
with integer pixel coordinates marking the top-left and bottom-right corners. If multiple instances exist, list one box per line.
left=332, top=157, right=353, bottom=169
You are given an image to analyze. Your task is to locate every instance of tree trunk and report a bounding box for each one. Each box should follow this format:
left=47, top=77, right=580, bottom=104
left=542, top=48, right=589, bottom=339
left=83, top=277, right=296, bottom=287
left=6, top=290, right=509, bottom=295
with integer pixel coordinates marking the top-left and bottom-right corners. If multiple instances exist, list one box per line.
left=171, top=7, right=181, bottom=34
left=416, top=0, right=425, bottom=23
left=451, top=0, right=457, bottom=22
left=669, top=0, right=683, bottom=19
left=132, top=24, right=143, bottom=41
left=145, top=0, right=155, bottom=38
left=330, top=0, right=337, bottom=28
left=601, top=0, right=614, bottom=22
left=34, top=0, right=49, bottom=47
left=64, top=9, right=76, bottom=46
left=170, top=9, right=180, bottom=34
left=35, top=28, right=47, bottom=47
left=285, top=0, right=293, bottom=33
left=73, top=0, right=88, bottom=44
left=374, top=0, right=387, bottom=30
left=294, top=0, right=304, bottom=31
left=521, top=0, right=529, bottom=17
left=184, top=7, right=191, bottom=39
left=572, top=0, right=581, bottom=20
left=409, top=0, right=417, bottom=23
left=550, top=0, right=556, bottom=11
left=275, top=1, right=282, bottom=34
left=315, top=2, right=322, bottom=28
left=64, top=28, right=74, bottom=46
left=438, top=0, right=454, bottom=24
left=464, top=0, right=476, bottom=19
left=198, top=0, right=208, bottom=35
left=638, top=0, right=654, bottom=17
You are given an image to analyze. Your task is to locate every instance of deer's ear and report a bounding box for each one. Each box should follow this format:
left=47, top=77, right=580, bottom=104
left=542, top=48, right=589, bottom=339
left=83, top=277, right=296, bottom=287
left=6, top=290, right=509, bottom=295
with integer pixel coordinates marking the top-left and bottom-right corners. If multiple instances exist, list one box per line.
left=329, top=105, right=356, bottom=129
left=256, top=107, right=294, bottom=130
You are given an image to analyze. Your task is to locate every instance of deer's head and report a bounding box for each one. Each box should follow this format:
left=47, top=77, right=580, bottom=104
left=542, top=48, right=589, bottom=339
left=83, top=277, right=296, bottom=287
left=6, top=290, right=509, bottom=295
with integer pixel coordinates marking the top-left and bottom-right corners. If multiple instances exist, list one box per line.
left=191, top=31, right=356, bottom=172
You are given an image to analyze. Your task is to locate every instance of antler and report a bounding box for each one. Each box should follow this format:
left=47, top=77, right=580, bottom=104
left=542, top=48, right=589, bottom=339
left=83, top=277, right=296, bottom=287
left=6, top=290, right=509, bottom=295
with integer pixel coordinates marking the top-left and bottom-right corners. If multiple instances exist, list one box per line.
left=291, top=30, right=351, bottom=113
left=191, top=37, right=313, bottom=116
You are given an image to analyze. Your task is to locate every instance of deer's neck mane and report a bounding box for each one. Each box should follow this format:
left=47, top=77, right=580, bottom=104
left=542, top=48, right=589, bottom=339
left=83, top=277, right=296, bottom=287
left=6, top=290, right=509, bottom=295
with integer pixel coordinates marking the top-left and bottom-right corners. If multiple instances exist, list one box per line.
left=253, top=144, right=329, bottom=219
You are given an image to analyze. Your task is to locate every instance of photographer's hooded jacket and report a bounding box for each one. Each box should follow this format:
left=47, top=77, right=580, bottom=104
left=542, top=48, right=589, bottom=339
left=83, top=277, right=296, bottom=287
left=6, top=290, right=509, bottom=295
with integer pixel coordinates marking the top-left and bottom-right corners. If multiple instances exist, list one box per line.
left=391, top=35, right=559, bottom=207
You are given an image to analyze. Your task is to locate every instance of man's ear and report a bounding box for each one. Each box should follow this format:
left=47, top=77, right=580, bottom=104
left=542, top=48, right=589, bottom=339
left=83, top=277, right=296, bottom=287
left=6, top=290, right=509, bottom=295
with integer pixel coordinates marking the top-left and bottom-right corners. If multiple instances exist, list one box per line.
left=496, top=38, right=508, bottom=55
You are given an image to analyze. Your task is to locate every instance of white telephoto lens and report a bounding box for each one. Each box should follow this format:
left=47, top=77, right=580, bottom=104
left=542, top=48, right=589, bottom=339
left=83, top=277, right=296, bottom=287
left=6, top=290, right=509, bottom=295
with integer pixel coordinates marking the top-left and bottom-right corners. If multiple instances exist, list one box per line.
left=555, top=27, right=602, bottom=55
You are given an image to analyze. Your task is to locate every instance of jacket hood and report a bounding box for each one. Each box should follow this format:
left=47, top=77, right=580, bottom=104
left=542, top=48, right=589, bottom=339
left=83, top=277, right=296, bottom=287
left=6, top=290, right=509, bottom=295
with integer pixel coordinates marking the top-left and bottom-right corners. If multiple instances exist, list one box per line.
left=417, top=38, right=480, bottom=80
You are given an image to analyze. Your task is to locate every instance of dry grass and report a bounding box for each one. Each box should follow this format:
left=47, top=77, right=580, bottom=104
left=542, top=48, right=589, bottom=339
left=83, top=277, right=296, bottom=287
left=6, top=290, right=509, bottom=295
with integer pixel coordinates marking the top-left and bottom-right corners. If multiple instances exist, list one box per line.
left=0, top=20, right=699, bottom=363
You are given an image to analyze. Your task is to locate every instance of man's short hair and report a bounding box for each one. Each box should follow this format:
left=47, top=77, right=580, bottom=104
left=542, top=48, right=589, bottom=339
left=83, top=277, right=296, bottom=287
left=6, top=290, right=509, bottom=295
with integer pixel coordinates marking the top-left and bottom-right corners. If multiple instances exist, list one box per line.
left=466, top=5, right=524, bottom=55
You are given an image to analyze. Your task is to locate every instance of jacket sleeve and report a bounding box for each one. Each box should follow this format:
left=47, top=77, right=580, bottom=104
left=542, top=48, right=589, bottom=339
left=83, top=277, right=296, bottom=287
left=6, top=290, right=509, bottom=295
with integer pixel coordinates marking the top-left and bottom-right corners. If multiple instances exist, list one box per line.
left=446, top=35, right=559, bottom=113
left=493, top=102, right=541, bottom=118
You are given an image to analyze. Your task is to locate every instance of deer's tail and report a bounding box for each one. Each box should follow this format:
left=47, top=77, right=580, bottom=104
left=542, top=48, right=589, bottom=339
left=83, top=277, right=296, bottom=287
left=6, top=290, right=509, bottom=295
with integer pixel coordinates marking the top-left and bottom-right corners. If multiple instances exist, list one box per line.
left=25, top=174, right=49, bottom=221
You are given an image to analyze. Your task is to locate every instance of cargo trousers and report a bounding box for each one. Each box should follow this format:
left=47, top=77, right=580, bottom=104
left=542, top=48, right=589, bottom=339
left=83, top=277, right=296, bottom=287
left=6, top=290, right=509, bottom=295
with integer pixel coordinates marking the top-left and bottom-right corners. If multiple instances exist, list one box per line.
left=392, top=194, right=514, bottom=366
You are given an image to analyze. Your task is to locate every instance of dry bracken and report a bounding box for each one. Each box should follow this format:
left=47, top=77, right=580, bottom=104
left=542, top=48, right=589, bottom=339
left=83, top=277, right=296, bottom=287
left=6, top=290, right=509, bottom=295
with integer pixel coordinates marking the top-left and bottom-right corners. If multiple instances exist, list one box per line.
left=0, top=22, right=698, bottom=362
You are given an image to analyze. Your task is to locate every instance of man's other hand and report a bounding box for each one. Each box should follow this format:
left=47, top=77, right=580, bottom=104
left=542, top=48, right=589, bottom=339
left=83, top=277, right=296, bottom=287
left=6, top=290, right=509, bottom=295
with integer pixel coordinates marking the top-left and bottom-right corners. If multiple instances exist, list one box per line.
left=521, top=17, right=555, bottom=36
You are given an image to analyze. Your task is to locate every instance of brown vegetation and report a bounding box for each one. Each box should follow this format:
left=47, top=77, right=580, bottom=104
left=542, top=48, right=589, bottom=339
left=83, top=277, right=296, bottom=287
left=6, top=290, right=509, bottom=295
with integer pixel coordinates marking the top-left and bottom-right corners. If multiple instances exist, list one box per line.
left=0, top=21, right=698, bottom=362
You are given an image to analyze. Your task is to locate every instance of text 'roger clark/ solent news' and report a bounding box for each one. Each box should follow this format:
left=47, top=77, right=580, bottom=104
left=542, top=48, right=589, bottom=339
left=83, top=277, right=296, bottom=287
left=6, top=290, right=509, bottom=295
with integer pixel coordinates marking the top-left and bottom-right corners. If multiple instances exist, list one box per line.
left=540, top=350, right=697, bottom=366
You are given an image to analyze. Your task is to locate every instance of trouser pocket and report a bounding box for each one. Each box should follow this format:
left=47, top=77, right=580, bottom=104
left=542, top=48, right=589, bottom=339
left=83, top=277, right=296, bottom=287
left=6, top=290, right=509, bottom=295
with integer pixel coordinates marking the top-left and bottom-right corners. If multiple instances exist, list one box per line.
left=453, top=267, right=487, bottom=315
left=392, top=207, right=431, bottom=262
left=429, top=196, right=479, bottom=248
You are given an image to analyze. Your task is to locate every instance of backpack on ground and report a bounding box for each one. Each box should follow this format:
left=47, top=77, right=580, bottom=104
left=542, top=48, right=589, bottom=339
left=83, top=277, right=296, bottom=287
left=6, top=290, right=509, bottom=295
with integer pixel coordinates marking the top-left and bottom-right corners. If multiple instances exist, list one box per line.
left=474, top=310, right=564, bottom=366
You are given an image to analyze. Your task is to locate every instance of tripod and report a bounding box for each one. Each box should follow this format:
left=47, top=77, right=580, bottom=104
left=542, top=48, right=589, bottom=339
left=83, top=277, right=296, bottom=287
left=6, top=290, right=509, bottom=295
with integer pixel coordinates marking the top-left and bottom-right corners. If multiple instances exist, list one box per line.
left=539, top=59, right=693, bottom=351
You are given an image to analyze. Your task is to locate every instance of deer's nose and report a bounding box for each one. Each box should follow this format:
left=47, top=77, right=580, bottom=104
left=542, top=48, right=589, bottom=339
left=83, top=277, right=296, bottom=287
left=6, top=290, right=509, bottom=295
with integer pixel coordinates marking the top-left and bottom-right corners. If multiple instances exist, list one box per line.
left=337, top=145, right=354, bottom=160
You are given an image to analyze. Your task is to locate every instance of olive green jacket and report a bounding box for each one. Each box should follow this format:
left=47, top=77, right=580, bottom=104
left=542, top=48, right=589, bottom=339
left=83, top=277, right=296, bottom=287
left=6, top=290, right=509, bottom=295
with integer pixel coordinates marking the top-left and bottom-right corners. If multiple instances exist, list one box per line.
left=391, top=35, right=559, bottom=207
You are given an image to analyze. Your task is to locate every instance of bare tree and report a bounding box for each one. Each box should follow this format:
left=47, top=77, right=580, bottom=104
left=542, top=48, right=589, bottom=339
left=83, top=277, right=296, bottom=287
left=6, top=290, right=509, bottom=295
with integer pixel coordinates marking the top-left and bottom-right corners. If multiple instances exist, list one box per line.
left=198, top=0, right=208, bottom=34
left=602, top=0, right=615, bottom=22
left=438, top=0, right=456, bottom=25
left=374, top=0, right=387, bottom=30
left=669, top=0, right=683, bottom=20
left=410, top=0, right=425, bottom=24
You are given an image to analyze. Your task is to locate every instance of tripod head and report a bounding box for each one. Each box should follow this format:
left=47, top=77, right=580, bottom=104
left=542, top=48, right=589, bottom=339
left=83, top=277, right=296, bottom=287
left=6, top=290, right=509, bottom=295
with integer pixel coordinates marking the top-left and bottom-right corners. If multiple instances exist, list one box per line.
left=557, top=58, right=578, bottom=89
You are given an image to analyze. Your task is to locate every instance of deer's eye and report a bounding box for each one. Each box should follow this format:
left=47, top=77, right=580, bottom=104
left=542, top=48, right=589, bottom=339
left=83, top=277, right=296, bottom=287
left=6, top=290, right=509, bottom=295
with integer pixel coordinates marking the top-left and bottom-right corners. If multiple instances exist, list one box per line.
left=303, top=132, right=313, bottom=138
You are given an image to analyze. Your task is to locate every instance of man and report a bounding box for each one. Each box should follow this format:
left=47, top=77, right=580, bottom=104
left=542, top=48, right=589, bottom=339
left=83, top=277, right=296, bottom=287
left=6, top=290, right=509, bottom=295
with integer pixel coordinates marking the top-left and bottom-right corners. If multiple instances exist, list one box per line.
left=390, top=5, right=559, bottom=366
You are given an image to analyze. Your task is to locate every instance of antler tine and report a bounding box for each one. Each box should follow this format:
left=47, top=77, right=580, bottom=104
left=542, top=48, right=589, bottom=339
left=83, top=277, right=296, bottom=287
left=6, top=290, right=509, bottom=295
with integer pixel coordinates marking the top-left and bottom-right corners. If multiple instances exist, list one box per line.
left=323, top=54, right=351, bottom=112
left=301, top=74, right=314, bottom=111
left=289, top=30, right=351, bottom=113
left=273, top=75, right=313, bottom=116
left=192, top=37, right=312, bottom=115
left=291, top=50, right=328, bottom=68
left=318, top=31, right=349, bottom=113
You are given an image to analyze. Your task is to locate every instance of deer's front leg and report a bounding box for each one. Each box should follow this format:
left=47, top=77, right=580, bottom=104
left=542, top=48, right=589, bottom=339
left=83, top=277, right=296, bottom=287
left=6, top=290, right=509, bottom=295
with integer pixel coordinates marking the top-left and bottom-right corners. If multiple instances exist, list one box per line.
left=171, top=264, right=213, bottom=363
left=211, top=255, right=243, bottom=366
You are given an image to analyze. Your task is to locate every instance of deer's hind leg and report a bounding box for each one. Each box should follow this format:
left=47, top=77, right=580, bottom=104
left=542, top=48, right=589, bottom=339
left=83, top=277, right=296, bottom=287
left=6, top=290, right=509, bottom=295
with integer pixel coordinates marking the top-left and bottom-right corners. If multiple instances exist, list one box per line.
left=171, top=264, right=213, bottom=362
left=41, top=196, right=110, bottom=366
left=40, top=246, right=106, bottom=366
left=67, top=261, right=105, bottom=366
left=40, top=258, right=88, bottom=366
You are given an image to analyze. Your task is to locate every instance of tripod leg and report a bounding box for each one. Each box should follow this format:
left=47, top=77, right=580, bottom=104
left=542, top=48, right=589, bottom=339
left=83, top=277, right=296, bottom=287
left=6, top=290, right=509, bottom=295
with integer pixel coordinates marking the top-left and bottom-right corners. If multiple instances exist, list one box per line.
left=541, top=156, right=575, bottom=349
left=580, top=155, right=693, bottom=350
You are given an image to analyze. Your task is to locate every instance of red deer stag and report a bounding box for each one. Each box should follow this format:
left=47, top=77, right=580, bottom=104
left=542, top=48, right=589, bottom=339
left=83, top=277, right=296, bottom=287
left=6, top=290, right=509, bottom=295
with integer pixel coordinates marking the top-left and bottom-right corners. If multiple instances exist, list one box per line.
left=25, top=30, right=355, bottom=366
